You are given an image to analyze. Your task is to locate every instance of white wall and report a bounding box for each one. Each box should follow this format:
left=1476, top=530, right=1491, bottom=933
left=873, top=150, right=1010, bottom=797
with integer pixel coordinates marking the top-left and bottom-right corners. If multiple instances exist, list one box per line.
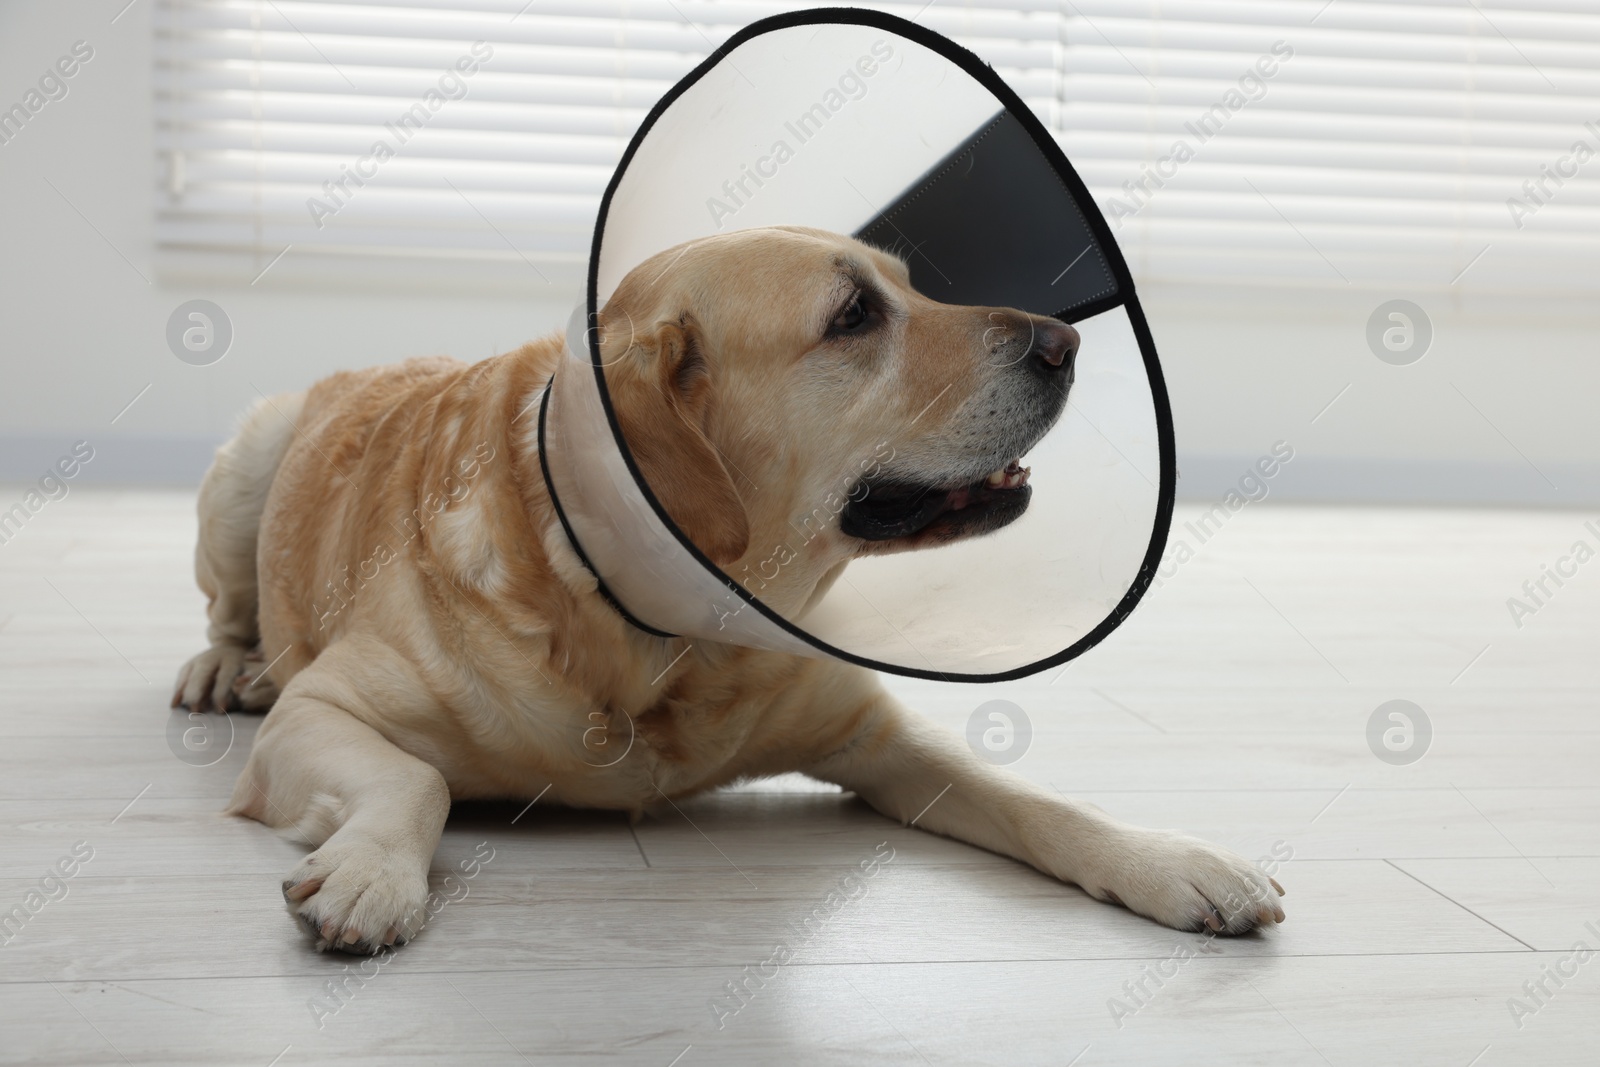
left=2, top=1, right=1596, bottom=505
left=1140, top=280, right=1600, bottom=506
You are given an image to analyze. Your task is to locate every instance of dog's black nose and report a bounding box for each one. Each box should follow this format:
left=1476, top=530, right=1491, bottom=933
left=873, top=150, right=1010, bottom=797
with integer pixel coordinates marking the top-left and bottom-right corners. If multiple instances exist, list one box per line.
left=1029, top=319, right=1079, bottom=373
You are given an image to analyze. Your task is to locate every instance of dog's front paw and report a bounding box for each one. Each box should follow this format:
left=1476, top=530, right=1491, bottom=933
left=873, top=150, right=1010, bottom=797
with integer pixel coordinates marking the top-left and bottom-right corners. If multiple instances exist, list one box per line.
left=172, top=644, right=249, bottom=712
left=174, top=643, right=281, bottom=712
left=1080, top=829, right=1285, bottom=935
left=229, top=647, right=281, bottom=711
left=282, top=838, right=431, bottom=954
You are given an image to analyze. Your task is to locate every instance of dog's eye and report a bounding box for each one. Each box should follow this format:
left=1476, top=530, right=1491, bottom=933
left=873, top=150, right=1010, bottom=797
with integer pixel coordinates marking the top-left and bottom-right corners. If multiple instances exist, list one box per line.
left=830, top=291, right=872, bottom=336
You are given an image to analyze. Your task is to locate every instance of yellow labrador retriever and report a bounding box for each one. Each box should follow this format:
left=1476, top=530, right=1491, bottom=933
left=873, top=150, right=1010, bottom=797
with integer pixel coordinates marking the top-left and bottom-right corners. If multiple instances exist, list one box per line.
left=174, top=226, right=1284, bottom=953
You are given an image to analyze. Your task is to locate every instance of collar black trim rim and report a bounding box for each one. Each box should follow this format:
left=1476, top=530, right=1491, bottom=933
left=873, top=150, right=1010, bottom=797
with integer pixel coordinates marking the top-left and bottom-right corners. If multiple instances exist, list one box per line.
left=574, top=7, right=1177, bottom=684
left=536, top=376, right=680, bottom=641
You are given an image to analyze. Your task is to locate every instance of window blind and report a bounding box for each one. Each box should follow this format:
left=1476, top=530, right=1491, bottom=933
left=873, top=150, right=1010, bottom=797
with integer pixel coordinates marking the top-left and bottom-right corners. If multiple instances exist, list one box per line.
left=155, top=0, right=1600, bottom=295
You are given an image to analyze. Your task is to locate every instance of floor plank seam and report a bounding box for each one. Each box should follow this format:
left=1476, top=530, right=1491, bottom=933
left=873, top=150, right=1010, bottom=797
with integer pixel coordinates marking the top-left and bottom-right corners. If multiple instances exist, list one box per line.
left=2, top=947, right=1568, bottom=989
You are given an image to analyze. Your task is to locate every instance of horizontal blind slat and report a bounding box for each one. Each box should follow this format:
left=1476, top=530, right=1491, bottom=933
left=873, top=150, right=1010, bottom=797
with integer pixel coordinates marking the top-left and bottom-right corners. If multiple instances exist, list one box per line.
left=154, top=0, right=1600, bottom=292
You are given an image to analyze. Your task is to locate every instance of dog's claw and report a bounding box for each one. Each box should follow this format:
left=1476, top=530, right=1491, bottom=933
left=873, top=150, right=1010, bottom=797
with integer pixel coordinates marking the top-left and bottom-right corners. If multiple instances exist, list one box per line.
left=283, top=878, right=321, bottom=903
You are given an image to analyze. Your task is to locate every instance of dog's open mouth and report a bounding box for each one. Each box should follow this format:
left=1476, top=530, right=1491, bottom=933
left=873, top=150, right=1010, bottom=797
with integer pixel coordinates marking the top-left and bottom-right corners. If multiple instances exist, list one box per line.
left=840, top=460, right=1032, bottom=545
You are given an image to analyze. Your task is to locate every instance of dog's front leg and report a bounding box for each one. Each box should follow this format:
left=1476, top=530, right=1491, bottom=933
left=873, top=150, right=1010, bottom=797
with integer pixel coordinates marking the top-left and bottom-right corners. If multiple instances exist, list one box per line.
left=806, top=693, right=1284, bottom=934
left=228, top=646, right=451, bottom=954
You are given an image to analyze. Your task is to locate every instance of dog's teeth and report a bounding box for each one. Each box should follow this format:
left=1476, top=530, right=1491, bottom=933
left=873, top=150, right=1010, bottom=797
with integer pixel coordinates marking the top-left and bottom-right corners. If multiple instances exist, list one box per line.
left=982, top=464, right=1034, bottom=490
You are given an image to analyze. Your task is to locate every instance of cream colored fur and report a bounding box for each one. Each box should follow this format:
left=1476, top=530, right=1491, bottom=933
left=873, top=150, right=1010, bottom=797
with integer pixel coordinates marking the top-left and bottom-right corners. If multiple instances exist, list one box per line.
left=174, top=228, right=1283, bottom=954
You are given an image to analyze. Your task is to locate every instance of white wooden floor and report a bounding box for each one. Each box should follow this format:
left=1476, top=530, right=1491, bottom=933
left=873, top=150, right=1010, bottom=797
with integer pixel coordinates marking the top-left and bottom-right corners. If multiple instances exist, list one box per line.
left=2, top=490, right=1597, bottom=1066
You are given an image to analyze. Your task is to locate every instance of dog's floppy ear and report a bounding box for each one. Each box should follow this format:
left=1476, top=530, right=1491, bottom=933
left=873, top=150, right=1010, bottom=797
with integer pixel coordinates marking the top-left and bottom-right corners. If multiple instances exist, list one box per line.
left=607, top=316, right=749, bottom=567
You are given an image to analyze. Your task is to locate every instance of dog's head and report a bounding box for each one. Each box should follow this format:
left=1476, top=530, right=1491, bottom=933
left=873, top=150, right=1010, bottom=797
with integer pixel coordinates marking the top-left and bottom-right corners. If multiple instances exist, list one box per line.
left=597, top=226, right=1077, bottom=612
